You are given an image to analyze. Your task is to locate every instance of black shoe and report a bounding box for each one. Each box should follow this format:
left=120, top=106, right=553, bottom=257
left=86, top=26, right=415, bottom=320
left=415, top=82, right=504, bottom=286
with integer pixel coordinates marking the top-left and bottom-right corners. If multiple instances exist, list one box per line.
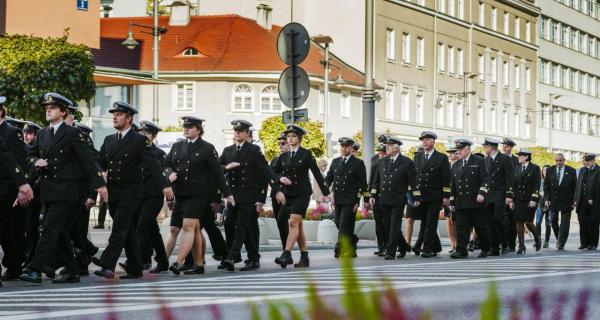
left=94, top=268, right=115, bottom=279
left=180, top=264, right=193, bottom=272
left=169, top=262, right=182, bottom=275
left=501, top=247, right=508, bottom=255
left=20, top=271, right=42, bottom=283
left=384, top=254, right=395, bottom=260
left=543, top=241, right=549, bottom=248
left=477, top=251, right=489, bottom=258
left=1, top=271, right=20, bottom=281
left=217, top=264, right=226, bottom=270
left=557, top=246, right=565, bottom=250
left=373, top=250, right=383, bottom=256
left=183, top=265, right=205, bottom=275
left=396, top=251, right=406, bottom=259
left=52, top=273, right=80, bottom=284
left=450, top=252, right=468, bottom=259
left=449, top=249, right=455, bottom=254
left=90, top=257, right=104, bottom=268
left=120, top=272, right=143, bottom=280
left=517, top=247, right=526, bottom=255
left=534, top=236, right=542, bottom=251
left=142, top=263, right=151, bottom=271
left=212, top=255, right=223, bottom=262
left=489, top=249, right=500, bottom=256
left=275, top=250, right=293, bottom=268
left=92, top=224, right=104, bottom=229
left=149, top=264, right=169, bottom=274
left=79, top=270, right=90, bottom=277
left=468, top=241, right=475, bottom=252
left=220, top=259, right=235, bottom=272
left=42, top=266, right=56, bottom=279
left=118, top=261, right=129, bottom=271
left=579, top=245, right=586, bottom=250
left=508, top=247, right=516, bottom=252
left=420, top=252, right=437, bottom=258
left=588, top=246, right=597, bottom=250
left=294, top=252, right=309, bottom=268
left=412, top=246, right=421, bottom=256
left=240, top=261, right=260, bottom=271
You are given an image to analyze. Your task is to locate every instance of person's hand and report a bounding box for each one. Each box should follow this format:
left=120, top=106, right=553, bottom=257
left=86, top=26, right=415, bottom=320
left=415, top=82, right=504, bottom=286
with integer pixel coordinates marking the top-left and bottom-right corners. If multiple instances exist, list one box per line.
left=528, top=201, right=537, bottom=208
left=442, top=198, right=450, bottom=207
left=167, top=200, right=175, bottom=211
left=85, top=198, right=96, bottom=210
left=545, top=201, right=550, bottom=207
left=34, top=159, right=48, bottom=168
left=476, top=194, right=485, bottom=204
left=506, top=198, right=513, bottom=206
left=360, top=205, right=369, bottom=218
left=280, top=177, right=292, bottom=186
left=588, top=199, right=594, bottom=205
left=275, top=191, right=286, bottom=205
left=227, top=195, right=236, bottom=207
left=168, top=173, right=177, bottom=183
left=509, top=202, right=515, bottom=210
left=364, top=202, right=371, bottom=212
left=97, top=186, right=108, bottom=203
left=18, top=183, right=33, bottom=201
left=163, top=187, right=174, bottom=201
left=448, top=205, right=455, bottom=212
left=255, top=202, right=264, bottom=213
left=369, top=198, right=376, bottom=207
left=13, top=192, right=30, bottom=207
left=225, top=162, right=240, bottom=170
left=101, top=171, right=108, bottom=183
left=413, top=200, right=421, bottom=207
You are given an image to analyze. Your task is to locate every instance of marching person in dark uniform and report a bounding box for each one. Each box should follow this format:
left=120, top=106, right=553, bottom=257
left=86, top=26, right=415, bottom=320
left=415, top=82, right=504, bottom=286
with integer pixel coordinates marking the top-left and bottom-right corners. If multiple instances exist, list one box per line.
left=412, top=131, right=451, bottom=258
left=369, top=136, right=416, bottom=260
left=445, top=147, right=459, bottom=253
left=370, top=140, right=388, bottom=256
left=273, top=124, right=330, bottom=268
left=270, top=132, right=290, bottom=249
left=23, top=121, right=41, bottom=145
left=325, top=137, right=369, bottom=258
left=509, top=149, right=541, bottom=254
left=449, top=139, right=490, bottom=259
left=501, top=137, right=519, bottom=252
left=165, top=116, right=232, bottom=275
left=544, top=153, right=577, bottom=250
left=135, top=120, right=169, bottom=273
left=92, top=101, right=173, bottom=280
left=482, top=138, right=514, bottom=256
left=21, top=93, right=107, bottom=284
left=219, top=120, right=285, bottom=271
left=22, top=122, right=43, bottom=267
left=574, top=153, right=600, bottom=250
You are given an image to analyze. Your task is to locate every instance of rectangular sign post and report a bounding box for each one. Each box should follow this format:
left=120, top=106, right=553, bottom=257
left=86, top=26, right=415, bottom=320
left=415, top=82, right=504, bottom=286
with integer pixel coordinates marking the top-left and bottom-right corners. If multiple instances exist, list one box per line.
left=77, top=0, right=89, bottom=11
left=282, top=108, right=309, bottom=124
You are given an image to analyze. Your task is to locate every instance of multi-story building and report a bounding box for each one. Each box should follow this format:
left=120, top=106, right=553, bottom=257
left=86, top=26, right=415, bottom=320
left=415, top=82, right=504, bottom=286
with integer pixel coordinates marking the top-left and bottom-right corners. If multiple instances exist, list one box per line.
left=535, top=0, right=600, bottom=160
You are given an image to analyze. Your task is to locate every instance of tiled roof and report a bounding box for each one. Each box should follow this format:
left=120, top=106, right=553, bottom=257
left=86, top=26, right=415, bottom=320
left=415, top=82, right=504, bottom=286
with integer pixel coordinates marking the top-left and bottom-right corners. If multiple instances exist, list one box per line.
left=93, top=15, right=364, bottom=86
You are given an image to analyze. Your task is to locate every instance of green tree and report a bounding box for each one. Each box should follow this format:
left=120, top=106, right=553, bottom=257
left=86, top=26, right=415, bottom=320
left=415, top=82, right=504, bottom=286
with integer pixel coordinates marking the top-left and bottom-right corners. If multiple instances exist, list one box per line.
left=352, top=128, right=397, bottom=158
left=146, top=0, right=169, bottom=15
left=258, top=116, right=325, bottom=161
left=0, top=33, right=96, bottom=124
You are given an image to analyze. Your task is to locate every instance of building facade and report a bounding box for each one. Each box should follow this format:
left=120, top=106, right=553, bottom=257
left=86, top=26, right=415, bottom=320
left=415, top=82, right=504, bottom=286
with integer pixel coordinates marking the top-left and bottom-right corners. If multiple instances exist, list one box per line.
left=535, top=0, right=600, bottom=160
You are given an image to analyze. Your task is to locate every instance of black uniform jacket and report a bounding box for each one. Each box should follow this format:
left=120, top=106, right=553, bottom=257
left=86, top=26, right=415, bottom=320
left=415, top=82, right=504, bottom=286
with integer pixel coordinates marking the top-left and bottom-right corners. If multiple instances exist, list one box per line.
left=143, top=143, right=167, bottom=199
left=413, top=150, right=451, bottom=202
left=484, top=152, right=515, bottom=203
left=325, top=155, right=369, bottom=206
left=370, top=154, right=416, bottom=207
left=272, top=146, right=330, bottom=198
left=512, top=163, right=541, bottom=203
left=543, top=165, right=576, bottom=211
left=450, top=155, right=489, bottom=210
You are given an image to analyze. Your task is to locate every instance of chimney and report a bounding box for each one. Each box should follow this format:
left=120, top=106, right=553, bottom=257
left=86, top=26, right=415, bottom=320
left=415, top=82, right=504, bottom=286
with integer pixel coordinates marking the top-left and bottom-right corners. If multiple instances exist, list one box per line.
left=169, top=0, right=191, bottom=26
left=256, top=3, right=272, bottom=30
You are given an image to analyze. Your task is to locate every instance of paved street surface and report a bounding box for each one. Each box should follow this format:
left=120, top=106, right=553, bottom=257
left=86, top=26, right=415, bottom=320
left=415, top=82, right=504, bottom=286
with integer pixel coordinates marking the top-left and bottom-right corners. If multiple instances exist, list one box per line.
left=1, top=240, right=600, bottom=319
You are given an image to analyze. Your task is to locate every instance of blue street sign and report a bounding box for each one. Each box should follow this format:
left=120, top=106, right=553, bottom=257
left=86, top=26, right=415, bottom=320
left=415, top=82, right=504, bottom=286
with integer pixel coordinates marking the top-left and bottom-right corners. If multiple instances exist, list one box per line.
left=77, top=0, right=88, bottom=11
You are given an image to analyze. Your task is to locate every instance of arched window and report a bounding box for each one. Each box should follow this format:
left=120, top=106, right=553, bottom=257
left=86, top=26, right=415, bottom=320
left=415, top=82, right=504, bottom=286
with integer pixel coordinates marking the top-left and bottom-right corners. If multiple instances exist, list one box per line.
left=182, top=47, right=199, bottom=56
left=260, top=85, right=282, bottom=112
left=232, top=84, right=254, bottom=112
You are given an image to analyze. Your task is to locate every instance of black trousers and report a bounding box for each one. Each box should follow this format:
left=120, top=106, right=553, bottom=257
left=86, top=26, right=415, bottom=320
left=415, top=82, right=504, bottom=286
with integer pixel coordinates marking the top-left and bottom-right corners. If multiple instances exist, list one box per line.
left=246, top=206, right=259, bottom=256
left=373, top=203, right=386, bottom=251
left=24, top=201, right=42, bottom=265
left=487, top=201, right=508, bottom=251
left=273, top=201, right=289, bottom=249
left=455, top=207, right=491, bottom=255
left=506, top=206, right=517, bottom=249
left=99, top=199, right=142, bottom=273
left=0, top=202, right=15, bottom=272
left=201, top=208, right=227, bottom=258
left=225, top=203, right=259, bottom=262
left=381, top=202, right=410, bottom=255
left=421, top=201, right=442, bottom=254
left=69, top=200, right=97, bottom=270
left=335, top=203, right=357, bottom=246
left=1, top=205, right=27, bottom=274
left=97, top=202, right=108, bottom=225
left=137, top=196, right=168, bottom=266
left=30, top=201, right=78, bottom=274
left=536, top=208, right=554, bottom=243
left=550, top=208, right=571, bottom=247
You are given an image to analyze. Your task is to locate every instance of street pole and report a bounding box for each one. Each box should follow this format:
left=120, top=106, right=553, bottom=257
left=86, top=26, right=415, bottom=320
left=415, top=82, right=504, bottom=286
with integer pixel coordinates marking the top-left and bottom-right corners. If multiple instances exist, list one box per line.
left=323, top=44, right=330, bottom=158
left=152, top=0, right=159, bottom=123
left=363, top=0, right=375, bottom=175
left=549, top=93, right=554, bottom=152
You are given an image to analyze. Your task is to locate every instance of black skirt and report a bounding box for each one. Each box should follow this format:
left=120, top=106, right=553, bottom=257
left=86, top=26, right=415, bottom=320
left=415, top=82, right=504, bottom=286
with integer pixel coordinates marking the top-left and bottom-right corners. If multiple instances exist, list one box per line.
left=173, top=196, right=210, bottom=221
left=281, top=196, right=311, bottom=217
left=514, top=200, right=536, bottom=223
left=405, top=204, right=424, bottom=220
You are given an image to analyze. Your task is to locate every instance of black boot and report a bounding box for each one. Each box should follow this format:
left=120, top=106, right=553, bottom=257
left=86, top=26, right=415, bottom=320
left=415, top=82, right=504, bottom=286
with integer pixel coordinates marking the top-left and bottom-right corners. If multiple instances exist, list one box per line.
left=294, top=251, right=309, bottom=268
left=274, top=250, right=293, bottom=268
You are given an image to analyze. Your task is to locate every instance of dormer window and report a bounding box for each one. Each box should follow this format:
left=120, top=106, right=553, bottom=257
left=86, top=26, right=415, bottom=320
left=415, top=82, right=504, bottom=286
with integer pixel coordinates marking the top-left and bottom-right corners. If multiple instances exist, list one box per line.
left=182, top=47, right=199, bottom=56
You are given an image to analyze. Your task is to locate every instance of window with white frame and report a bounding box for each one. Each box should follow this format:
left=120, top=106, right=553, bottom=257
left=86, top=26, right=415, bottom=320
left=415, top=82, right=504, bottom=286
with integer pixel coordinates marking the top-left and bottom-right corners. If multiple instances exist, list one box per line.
left=502, top=107, right=509, bottom=134
left=340, top=94, right=351, bottom=118
left=477, top=100, right=484, bottom=131
left=385, top=83, right=395, bottom=119
left=565, top=68, right=571, bottom=89
left=232, top=84, right=254, bottom=112
left=386, top=28, right=395, bottom=61
left=417, top=37, right=425, bottom=68
left=448, top=46, right=455, bottom=74
left=490, top=103, right=497, bottom=133
left=401, top=88, right=410, bottom=121
left=458, top=0, right=464, bottom=19
left=173, top=83, right=195, bottom=112
left=478, top=54, right=485, bottom=80
left=515, top=65, right=521, bottom=90
left=491, top=57, right=497, bottom=84
left=416, top=93, right=424, bottom=123
left=446, top=96, right=454, bottom=127
left=438, top=43, right=445, bottom=72
left=526, top=21, right=531, bottom=43
left=526, top=67, right=531, bottom=92
left=514, top=112, right=520, bottom=136
left=457, top=49, right=464, bottom=76
left=449, top=0, right=455, bottom=16
left=260, top=85, right=282, bottom=113
left=436, top=95, right=445, bottom=126
left=456, top=99, right=463, bottom=128
left=514, top=17, right=520, bottom=39
left=479, top=2, right=485, bottom=26
left=503, top=62, right=509, bottom=87
left=402, top=33, right=411, bottom=64
left=439, top=0, right=446, bottom=13
left=503, top=12, right=509, bottom=35
left=492, top=7, right=497, bottom=31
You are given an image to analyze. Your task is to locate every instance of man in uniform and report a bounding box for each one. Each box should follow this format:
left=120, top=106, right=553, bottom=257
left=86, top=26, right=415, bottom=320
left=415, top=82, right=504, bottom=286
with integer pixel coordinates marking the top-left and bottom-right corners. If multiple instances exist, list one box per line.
left=23, top=122, right=41, bottom=145
left=270, top=132, right=290, bottom=249
left=219, top=120, right=285, bottom=271
left=483, top=138, right=514, bottom=255
left=369, top=136, right=416, bottom=260
left=544, top=153, right=576, bottom=250
left=21, top=93, right=107, bottom=284
left=574, top=153, right=600, bottom=250
left=501, top=137, right=518, bottom=251
left=325, top=137, right=369, bottom=258
left=92, top=101, right=173, bottom=279
left=370, top=140, right=387, bottom=256
left=21, top=121, right=42, bottom=268
left=449, top=139, right=490, bottom=259
left=412, top=131, right=451, bottom=258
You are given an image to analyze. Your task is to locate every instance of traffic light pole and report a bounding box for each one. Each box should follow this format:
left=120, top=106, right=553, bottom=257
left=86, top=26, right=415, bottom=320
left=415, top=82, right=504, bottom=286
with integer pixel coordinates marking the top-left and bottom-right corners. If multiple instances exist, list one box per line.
left=363, top=0, right=375, bottom=175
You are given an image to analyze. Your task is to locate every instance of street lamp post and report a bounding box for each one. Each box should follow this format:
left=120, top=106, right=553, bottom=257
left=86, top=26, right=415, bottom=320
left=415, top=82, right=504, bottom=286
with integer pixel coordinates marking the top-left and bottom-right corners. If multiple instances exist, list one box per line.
left=313, top=35, right=334, bottom=158
left=548, top=93, right=563, bottom=152
left=363, top=0, right=375, bottom=175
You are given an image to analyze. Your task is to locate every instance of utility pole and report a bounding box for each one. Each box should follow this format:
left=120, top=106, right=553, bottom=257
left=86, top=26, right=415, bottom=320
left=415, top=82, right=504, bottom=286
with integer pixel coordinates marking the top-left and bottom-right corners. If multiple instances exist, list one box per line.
left=363, top=0, right=375, bottom=175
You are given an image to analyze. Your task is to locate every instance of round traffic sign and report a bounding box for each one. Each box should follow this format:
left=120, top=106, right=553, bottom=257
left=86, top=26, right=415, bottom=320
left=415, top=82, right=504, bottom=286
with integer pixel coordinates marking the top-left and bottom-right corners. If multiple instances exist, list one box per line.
left=276, top=22, right=310, bottom=66
left=278, top=66, right=310, bottom=109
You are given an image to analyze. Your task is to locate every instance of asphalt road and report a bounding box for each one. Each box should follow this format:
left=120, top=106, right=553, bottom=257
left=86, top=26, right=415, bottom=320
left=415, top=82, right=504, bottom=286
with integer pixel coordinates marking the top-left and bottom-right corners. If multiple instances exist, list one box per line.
left=1, top=239, right=600, bottom=320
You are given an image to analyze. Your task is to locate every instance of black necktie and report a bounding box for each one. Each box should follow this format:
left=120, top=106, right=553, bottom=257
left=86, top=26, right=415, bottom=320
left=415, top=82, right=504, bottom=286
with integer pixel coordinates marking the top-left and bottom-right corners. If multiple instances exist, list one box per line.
left=343, top=157, right=348, bottom=165
left=522, top=165, right=526, bottom=173
left=50, top=127, right=55, bottom=137
left=236, top=145, right=241, bottom=153
left=426, top=153, right=430, bottom=162
left=557, top=167, right=561, bottom=182
left=117, top=132, right=122, bottom=141
left=462, top=159, right=467, bottom=168
left=291, top=151, right=296, bottom=159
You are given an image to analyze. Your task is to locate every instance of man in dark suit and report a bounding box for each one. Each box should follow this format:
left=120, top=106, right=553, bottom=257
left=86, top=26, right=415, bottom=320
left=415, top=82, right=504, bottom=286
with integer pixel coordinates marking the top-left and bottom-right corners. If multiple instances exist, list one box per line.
left=369, top=140, right=387, bottom=256
left=219, top=120, right=284, bottom=271
left=501, top=137, right=519, bottom=251
left=92, top=101, right=173, bottom=279
left=544, top=153, right=576, bottom=250
left=20, top=93, right=107, bottom=284
left=325, top=137, right=369, bottom=258
left=269, top=132, right=290, bottom=249
left=369, top=136, right=416, bottom=260
left=412, top=131, right=451, bottom=258
left=449, top=139, right=491, bottom=259
left=574, top=153, right=600, bottom=250
left=483, top=138, right=514, bottom=255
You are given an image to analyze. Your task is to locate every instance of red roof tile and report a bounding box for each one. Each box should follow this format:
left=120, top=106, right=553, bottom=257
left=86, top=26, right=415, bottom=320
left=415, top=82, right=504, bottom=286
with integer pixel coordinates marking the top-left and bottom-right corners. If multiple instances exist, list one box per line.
left=93, top=15, right=364, bottom=86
